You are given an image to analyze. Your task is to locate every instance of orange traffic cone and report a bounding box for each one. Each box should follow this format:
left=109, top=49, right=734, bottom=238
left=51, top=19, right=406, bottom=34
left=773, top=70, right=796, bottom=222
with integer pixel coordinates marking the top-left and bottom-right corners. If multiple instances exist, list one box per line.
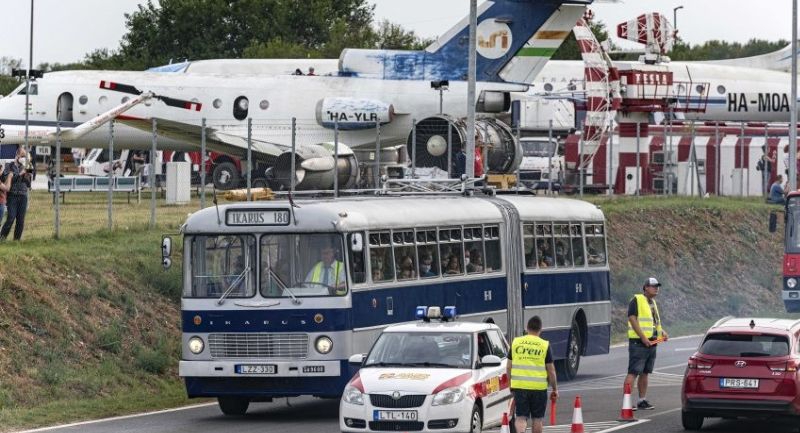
left=500, top=412, right=510, bottom=433
left=618, top=383, right=636, bottom=422
left=571, top=396, right=585, bottom=433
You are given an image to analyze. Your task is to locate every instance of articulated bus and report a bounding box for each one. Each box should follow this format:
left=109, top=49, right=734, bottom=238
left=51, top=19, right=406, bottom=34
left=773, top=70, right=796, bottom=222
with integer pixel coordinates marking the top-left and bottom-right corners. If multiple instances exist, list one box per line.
left=172, top=194, right=611, bottom=415
left=778, top=191, right=800, bottom=312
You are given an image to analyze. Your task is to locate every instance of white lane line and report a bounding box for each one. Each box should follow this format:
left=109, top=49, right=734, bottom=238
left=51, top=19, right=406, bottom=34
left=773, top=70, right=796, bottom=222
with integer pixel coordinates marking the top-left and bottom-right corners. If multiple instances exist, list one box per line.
left=596, top=419, right=650, bottom=433
left=486, top=420, right=645, bottom=433
left=648, top=407, right=682, bottom=418
left=675, top=347, right=696, bottom=352
left=12, top=402, right=217, bottom=433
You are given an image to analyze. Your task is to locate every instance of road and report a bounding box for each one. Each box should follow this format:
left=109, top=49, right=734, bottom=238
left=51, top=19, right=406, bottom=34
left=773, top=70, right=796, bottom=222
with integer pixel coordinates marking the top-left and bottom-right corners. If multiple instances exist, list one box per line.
left=16, top=335, right=800, bottom=433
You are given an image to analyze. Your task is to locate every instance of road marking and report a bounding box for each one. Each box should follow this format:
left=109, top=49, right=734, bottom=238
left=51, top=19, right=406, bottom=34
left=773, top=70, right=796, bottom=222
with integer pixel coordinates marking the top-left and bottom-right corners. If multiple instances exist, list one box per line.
left=648, top=407, right=682, bottom=418
left=675, top=347, right=696, bottom=352
left=486, top=420, right=648, bottom=433
left=13, top=402, right=217, bottom=433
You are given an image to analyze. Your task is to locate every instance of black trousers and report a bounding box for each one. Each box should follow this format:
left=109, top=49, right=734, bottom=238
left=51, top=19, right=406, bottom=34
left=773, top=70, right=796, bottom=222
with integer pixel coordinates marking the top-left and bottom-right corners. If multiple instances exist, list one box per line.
left=0, top=194, right=28, bottom=240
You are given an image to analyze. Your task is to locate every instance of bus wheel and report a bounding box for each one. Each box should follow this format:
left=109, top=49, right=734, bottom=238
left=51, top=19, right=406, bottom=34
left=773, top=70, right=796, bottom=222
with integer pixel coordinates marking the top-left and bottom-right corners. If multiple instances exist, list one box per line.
left=212, top=161, right=241, bottom=190
left=218, top=396, right=250, bottom=415
left=556, top=319, right=582, bottom=381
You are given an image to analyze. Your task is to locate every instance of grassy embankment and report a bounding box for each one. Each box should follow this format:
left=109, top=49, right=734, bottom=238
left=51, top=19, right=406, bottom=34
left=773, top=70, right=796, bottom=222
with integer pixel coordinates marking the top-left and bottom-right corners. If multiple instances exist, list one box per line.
left=0, top=192, right=791, bottom=431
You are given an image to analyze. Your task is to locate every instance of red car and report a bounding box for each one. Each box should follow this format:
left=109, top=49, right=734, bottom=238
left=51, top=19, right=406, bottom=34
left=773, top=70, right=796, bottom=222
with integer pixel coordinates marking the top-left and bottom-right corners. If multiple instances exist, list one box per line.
left=682, top=317, right=800, bottom=430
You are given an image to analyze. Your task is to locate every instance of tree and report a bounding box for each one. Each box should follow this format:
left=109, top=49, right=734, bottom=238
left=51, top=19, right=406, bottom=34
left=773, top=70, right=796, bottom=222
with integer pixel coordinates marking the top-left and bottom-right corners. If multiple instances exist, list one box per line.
left=552, top=21, right=612, bottom=61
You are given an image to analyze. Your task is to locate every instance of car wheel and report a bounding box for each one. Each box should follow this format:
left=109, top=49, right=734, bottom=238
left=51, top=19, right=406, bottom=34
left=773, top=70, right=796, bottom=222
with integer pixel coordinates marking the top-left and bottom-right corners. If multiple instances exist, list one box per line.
left=681, top=410, right=703, bottom=431
left=556, top=319, right=582, bottom=381
left=212, top=161, right=241, bottom=190
left=218, top=396, right=250, bottom=416
left=469, top=405, right=483, bottom=433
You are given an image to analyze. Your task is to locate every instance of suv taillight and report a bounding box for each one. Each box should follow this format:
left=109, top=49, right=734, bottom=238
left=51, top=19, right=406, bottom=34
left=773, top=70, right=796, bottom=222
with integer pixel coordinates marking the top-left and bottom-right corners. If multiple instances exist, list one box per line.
left=768, top=360, right=798, bottom=372
left=688, top=355, right=714, bottom=369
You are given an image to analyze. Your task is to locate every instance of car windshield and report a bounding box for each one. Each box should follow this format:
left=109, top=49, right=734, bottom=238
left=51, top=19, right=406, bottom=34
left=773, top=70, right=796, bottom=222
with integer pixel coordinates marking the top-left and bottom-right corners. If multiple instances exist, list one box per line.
left=521, top=140, right=556, bottom=158
left=260, top=233, right=347, bottom=298
left=699, top=333, right=790, bottom=357
left=364, top=332, right=473, bottom=369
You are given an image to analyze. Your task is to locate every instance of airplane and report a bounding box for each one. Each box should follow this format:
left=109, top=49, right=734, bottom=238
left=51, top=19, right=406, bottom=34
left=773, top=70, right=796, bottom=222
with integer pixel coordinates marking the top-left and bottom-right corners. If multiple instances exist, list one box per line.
left=0, top=0, right=591, bottom=189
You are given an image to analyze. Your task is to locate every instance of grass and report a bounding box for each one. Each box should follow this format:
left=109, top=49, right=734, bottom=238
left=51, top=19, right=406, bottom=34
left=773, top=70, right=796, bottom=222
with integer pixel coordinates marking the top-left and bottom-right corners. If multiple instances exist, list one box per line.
left=585, top=195, right=777, bottom=216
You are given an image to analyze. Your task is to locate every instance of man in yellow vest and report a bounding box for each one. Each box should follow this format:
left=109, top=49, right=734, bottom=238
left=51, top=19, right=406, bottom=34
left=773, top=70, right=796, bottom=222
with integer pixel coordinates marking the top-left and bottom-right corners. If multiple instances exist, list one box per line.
left=507, top=316, right=557, bottom=433
left=624, top=277, right=669, bottom=411
left=305, top=244, right=346, bottom=295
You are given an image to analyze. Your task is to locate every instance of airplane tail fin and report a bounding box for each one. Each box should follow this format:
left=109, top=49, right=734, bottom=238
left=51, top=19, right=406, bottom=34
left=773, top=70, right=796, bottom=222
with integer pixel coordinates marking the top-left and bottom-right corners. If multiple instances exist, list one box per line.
left=339, top=0, right=589, bottom=82
left=702, top=41, right=799, bottom=73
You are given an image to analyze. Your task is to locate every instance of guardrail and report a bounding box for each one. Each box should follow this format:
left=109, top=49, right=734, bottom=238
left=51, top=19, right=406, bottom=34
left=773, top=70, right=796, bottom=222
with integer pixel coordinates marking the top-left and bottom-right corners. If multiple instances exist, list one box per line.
left=48, top=175, right=141, bottom=204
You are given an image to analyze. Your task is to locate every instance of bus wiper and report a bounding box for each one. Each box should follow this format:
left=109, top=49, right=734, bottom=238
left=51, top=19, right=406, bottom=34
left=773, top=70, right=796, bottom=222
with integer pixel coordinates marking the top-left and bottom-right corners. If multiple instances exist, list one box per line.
left=217, top=266, right=249, bottom=306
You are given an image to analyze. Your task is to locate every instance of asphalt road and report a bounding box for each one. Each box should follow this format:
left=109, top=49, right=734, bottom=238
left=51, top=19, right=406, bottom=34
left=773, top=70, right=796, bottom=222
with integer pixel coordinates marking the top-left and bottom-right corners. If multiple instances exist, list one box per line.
left=17, top=335, right=800, bottom=433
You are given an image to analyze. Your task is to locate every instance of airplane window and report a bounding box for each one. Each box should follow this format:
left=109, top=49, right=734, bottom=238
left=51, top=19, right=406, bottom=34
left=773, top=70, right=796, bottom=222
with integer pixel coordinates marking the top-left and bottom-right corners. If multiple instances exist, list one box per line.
left=79, top=95, right=88, bottom=105
left=717, top=85, right=726, bottom=95
left=260, top=100, right=269, bottom=110
left=122, top=97, right=130, bottom=103
left=695, top=84, right=705, bottom=94
left=213, top=99, right=222, bottom=109
left=17, top=83, right=38, bottom=95
left=544, top=83, right=553, bottom=92
left=233, top=96, right=249, bottom=121
left=99, top=96, right=108, bottom=105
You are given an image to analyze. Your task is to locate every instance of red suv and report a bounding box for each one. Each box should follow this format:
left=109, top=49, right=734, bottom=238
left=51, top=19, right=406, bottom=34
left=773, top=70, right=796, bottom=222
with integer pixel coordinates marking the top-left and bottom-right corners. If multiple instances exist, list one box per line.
left=682, top=317, right=800, bottom=430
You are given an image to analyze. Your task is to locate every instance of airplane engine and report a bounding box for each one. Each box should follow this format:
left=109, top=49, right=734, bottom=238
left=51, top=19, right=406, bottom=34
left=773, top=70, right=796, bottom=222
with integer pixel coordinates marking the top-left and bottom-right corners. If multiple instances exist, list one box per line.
left=315, top=97, right=394, bottom=130
left=407, top=115, right=522, bottom=175
left=271, top=144, right=359, bottom=190
left=476, top=91, right=511, bottom=113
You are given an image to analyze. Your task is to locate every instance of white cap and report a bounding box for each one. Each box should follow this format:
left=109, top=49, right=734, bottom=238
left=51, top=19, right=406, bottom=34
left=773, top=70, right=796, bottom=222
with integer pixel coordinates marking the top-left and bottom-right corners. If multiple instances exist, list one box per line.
left=644, top=277, right=661, bottom=287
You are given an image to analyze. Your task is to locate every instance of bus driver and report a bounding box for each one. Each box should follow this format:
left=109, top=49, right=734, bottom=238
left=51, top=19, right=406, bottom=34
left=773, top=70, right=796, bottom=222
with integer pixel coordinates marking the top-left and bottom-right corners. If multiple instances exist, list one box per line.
left=306, top=244, right=347, bottom=295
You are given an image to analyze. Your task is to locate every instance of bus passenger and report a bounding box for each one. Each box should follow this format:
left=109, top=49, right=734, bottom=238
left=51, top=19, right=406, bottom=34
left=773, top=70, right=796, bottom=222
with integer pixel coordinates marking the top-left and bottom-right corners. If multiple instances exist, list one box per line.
left=420, top=254, right=437, bottom=277
left=445, top=255, right=461, bottom=275
left=398, top=256, right=416, bottom=280
left=467, top=249, right=484, bottom=273
left=306, top=244, right=346, bottom=294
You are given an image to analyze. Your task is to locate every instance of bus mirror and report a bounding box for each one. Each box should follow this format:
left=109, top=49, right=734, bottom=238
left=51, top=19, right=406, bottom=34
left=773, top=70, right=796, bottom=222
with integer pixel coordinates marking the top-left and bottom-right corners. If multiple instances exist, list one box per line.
left=162, top=236, right=172, bottom=259
left=162, top=257, right=172, bottom=270
left=351, top=233, right=363, bottom=253
left=769, top=211, right=778, bottom=233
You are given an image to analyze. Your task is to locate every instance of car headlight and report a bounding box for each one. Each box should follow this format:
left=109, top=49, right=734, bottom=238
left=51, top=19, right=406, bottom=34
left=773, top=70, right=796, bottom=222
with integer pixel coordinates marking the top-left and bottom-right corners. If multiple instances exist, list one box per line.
left=343, top=386, right=364, bottom=405
left=315, top=336, right=333, bottom=354
left=431, top=386, right=465, bottom=406
left=188, top=336, right=204, bottom=354
left=789, top=278, right=797, bottom=289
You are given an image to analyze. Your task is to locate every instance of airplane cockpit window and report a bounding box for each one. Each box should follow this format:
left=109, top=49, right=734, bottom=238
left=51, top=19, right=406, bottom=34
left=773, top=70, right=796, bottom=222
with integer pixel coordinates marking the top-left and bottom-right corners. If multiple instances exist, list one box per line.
left=233, top=96, right=249, bottom=121
left=16, top=83, right=38, bottom=96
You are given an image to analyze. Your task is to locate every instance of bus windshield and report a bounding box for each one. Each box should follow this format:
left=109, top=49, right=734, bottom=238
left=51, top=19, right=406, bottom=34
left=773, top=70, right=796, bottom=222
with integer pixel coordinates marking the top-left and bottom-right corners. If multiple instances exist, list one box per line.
left=260, top=233, right=347, bottom=298
left=188, top=235, right=257, bottom=298
left=787, top=198, right=800, bottom=254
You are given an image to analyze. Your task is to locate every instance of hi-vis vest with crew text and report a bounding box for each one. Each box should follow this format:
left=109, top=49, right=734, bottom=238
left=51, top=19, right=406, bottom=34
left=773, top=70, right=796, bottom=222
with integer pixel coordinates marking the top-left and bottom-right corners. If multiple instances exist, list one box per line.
left=310, top=261, right=345, bottom=294
left=627, top=294, right=662, bottom=340
left=510, top=335, right=549, bottom=391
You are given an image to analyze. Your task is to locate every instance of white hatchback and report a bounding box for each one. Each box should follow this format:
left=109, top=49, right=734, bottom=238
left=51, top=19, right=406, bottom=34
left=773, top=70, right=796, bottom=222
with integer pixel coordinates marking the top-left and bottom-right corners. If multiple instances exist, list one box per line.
left=340, top=311, right=511, bottom=433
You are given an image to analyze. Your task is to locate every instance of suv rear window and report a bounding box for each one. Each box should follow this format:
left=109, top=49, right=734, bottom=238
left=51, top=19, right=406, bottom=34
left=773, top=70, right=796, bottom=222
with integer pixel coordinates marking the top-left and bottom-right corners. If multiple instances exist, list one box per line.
left=699, top=333, right=790, bottom=357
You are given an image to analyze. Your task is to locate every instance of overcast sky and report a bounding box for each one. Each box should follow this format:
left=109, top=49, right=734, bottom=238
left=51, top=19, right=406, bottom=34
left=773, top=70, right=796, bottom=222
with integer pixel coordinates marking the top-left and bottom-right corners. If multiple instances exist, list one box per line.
left=0, top=0, right=794, bottom=67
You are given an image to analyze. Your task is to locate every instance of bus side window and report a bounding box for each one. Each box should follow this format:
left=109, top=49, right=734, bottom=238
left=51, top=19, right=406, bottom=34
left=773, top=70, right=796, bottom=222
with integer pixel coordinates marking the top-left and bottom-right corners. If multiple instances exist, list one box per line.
left=484, top=225, right=501, bottom=272
left=535, top=223, right=554, bottom=268
left=554, top=224, right=572, bottom=268
left=523, top=224, right=536, bottom=269
left=586, top=224, right=607, bottom=266
left=370, top=231, right=394, bottom=283
left=571, top=223, right=585, bottom=267
left=349, top=233, right=366, bottom=284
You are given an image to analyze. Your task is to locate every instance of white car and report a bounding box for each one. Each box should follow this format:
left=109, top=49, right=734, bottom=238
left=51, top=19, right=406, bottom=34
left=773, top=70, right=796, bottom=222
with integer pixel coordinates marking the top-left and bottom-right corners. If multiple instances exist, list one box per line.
left=340, top=307, right=511, bottom=433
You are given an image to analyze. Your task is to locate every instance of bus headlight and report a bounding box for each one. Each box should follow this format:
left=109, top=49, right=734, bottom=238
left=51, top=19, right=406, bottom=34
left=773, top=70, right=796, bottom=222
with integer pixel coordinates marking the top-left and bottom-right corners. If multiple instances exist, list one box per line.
left=188, top=336, right=205, bottom=354
left=788, top=278, right=797, bottom=289
left=315, top=336, right=333, bottom=354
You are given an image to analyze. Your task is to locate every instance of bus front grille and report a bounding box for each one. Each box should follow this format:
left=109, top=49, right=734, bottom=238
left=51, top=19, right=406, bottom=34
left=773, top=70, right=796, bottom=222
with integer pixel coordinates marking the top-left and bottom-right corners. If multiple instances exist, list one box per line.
left=208, top=333, right=309, bottom=359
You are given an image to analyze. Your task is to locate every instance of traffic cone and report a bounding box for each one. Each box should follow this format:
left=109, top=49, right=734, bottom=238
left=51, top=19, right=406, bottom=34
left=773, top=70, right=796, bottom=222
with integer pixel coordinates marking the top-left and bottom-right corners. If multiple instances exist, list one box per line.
left=618, top=383, right=636, bottom=422
left=571, top=396, right=585, bottom=433
left=500, top=412, right=510, bottom=433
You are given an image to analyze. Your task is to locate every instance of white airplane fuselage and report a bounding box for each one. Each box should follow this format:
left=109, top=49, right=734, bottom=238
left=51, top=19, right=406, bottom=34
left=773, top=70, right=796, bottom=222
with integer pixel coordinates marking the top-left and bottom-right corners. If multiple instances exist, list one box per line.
left=0, top=70, right=523, bottom=152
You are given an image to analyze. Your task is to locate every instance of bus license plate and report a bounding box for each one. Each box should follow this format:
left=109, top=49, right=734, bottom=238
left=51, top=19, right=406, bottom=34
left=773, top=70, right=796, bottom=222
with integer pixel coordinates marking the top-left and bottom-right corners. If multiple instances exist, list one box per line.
left=720, top=378, right=759, bottom=389
left=374, top=410, right=418, bottom=421
left=236, top=364, right=277, bottom=374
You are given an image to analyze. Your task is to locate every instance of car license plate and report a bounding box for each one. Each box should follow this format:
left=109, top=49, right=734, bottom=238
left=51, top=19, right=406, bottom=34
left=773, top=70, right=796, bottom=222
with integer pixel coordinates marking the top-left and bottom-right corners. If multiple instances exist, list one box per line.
left=374, top=410, right=418, bottom=421
left=720, top=378, right=759, bottom=389
left=236, top=364, right=277, bottom=374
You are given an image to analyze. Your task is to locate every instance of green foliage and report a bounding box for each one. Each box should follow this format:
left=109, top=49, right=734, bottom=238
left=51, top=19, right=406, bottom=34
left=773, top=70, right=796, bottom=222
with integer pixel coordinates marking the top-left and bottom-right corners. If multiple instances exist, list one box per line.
left=135, top=346, right=171, bottom=374
left=553, top=21, right=612, bottom=61
left=96, top=321, right=125, bottom=354
left=670, top=38, right=789, bottom=61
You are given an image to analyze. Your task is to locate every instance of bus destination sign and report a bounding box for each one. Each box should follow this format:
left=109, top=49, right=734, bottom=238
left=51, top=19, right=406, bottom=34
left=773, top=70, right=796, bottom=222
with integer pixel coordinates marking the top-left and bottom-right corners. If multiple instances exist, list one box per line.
left=226, top=209, right=290, bottom=226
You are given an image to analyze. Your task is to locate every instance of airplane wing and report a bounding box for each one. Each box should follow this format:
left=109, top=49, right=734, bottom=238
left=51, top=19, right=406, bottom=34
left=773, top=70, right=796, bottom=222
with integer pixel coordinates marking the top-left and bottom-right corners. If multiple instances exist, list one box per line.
left=116, top=116, right=285, bottom=161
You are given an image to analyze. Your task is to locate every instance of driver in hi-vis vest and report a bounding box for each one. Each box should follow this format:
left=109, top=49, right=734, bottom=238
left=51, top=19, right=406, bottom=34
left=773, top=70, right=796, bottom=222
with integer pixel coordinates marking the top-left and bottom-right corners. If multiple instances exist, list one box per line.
left=507, top=316, right=557, bottom=433
left=624, top=277, right=669, bottom=411
left=306, top=244, right=346, bottom=295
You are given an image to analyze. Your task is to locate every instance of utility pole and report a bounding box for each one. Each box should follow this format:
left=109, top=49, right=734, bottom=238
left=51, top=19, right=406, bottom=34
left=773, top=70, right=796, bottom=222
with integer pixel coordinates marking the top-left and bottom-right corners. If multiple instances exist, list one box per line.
left=791, top=0, right=798, bottom=191
left=24, top=0, right=35, bottom=155
left=466, top=0, right=477, bottom=179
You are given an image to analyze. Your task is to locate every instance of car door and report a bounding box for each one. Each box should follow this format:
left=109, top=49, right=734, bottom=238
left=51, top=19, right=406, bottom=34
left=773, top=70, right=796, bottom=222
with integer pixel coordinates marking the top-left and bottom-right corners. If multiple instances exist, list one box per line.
left=477, top=331, right=510, bottom=427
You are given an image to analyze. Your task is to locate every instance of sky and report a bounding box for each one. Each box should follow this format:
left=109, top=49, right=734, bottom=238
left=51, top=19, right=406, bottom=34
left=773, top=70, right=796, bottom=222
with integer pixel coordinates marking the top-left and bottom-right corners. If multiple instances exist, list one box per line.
left=0, top=0, right=795, bottom=67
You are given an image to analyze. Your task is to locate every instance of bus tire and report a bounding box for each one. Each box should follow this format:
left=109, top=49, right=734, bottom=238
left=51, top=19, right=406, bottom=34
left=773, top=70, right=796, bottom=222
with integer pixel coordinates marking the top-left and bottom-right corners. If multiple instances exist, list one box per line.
left=556, top=319, right=581, bottom=381
left=213, top=161, right=241, bottom=190
left=218, top=396, right=249, bottom=416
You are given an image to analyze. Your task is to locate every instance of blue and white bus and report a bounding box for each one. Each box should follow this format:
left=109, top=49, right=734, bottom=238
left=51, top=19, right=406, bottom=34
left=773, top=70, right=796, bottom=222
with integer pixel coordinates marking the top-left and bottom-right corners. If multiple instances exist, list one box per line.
left=173, top=194, right=610, bottom=415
